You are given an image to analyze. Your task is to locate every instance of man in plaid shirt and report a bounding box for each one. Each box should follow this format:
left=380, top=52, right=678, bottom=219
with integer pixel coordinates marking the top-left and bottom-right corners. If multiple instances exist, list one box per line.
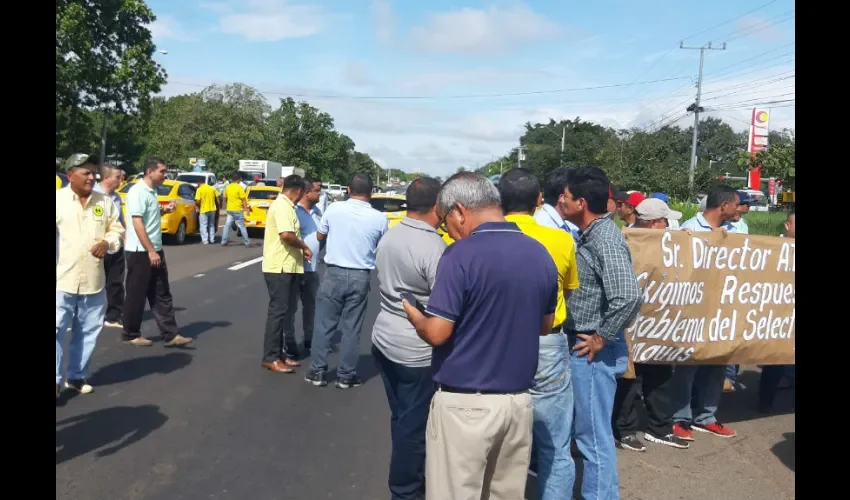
left=562, top=167, right=642, bottom=500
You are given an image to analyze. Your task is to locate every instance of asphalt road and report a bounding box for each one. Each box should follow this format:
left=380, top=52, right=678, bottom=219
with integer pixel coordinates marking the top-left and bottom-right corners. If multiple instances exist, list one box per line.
left=56, top=233, right=795, bottom=500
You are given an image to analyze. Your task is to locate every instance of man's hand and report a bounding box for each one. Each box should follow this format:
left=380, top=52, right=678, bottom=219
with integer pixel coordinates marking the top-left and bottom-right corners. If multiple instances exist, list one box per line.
left=682, top=228, right=694, bottom=236
left=148, top=250, right=162, bottom=268
left=89, top=240, right=109, bottom=259
left=573, top=333, right=606, bottom=361
left=303, top=247, right=313, bottom=262
left=711, top=226, right=728, bottom=235
left=402, top=299, right=424, bottom=323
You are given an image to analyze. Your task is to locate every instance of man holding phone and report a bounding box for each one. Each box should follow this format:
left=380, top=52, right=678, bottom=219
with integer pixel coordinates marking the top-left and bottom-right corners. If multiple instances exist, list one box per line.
left=122, top=156, right=193, bottom=347
left=372, top=177, right=446, bottom=500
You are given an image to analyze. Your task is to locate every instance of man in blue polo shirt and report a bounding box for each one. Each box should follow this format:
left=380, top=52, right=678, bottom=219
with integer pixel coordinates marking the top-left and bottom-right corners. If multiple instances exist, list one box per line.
left=535, top=166, right=581, bottom=241
left=403, top=172, right=559, bottom=500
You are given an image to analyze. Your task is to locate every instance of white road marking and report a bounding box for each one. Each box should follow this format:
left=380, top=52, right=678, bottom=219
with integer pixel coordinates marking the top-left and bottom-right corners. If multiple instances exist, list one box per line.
left=228, top=256, right=263, bottom=271
left=194, top=273, right=206, bottom=278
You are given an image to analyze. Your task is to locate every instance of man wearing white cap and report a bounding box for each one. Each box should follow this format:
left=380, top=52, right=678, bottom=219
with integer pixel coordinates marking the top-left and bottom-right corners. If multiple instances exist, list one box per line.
left=633, top=198, right=682, bottom=229
left=611, top=197, right=688, bottom=452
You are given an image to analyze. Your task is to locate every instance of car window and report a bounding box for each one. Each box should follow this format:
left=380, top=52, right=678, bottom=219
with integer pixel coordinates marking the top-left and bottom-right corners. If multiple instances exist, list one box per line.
left=177, top=174, right=207, bottom=185
left=178, top=184, right=195, bottom=200
left=248, top=190, right=279, bottom=200
left=370, top=198, right=407, bottom=212
left=57, top=173, right=69, bottom=188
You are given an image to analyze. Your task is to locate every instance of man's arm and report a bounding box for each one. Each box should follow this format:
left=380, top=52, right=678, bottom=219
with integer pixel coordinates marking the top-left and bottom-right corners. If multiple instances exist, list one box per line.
left=127, top=189, right=157, bottom=253
left=596, top=241, right=642, bottom=342
left=316, top=208, right=330, bottom=242
left=404, top=249, right=462, bottom=347
left=102, top=201, right=124, bottom=252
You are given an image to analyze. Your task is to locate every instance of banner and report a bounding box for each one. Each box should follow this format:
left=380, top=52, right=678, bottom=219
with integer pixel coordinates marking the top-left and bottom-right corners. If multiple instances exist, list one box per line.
left=621, top=229, right=795, bottom=378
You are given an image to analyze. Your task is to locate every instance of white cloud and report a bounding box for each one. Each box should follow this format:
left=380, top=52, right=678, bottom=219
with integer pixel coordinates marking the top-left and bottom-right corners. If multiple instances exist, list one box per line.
left=372, top=0, right=395, bottom=45
left=148, top=14, right=195, bottom=42
left=410, top=3, right=562, bottom=55
left=204, top=0, right=326, bottom=41
left=158, top=58, right=794, bottom=178
left=735, top=15, right=784, bottom=42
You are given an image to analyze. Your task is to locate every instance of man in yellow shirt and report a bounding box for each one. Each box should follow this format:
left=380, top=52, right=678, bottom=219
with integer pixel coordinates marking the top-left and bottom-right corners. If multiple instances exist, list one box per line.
left=56, top=154, right=125, bottom=398
left=222, top=173, right=252, bottom=247
left=261, top=175, right=313, bottom=373
left=498, top=168, right=580, bottom=500
left=195, top=178, right=221, bottom=244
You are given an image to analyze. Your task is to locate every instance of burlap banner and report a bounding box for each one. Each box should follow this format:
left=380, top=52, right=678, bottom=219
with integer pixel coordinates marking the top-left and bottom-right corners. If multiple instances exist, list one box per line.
left=621, top=228, right=795, bottom=378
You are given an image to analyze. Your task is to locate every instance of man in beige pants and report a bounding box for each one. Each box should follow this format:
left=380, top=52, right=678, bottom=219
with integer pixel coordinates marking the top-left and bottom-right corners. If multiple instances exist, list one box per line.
left=403, top=173, right=558, bottom=499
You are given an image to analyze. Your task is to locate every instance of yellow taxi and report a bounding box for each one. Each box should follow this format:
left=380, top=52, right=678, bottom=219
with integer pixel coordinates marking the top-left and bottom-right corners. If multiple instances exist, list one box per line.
left=244, top=185, right=281, bottom=232
left=56, top=173, right=69, bottom=190
left=370, top=193, right=408, bottom=229
left=371, top=193, right=455, bottom=245
left=118, top=179, right=200, bottom=245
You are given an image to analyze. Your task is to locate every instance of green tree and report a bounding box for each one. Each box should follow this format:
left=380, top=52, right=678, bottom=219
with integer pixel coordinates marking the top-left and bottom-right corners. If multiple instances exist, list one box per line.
left=57, top=0, right=167, bottom=156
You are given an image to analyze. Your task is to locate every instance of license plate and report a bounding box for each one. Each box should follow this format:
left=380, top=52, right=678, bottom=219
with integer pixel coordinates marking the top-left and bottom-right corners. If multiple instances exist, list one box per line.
left=258, top=201, right=270, bottom=208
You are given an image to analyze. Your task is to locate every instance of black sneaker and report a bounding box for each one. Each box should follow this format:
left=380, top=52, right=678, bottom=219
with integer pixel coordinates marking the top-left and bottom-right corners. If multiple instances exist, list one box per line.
left=617, top=435, right=646, bottom=452
left=644, top=432, right=689, bottom=449
left=304, top=370, right=327, bottom=387
left=64, top=379, right=94, bottom=394
left=335, top=376, right=362, bottom=389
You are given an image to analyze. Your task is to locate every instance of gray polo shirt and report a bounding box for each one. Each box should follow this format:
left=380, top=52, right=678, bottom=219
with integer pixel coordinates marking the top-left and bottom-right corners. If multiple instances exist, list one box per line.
left=372, top=217, right=447, bottom=367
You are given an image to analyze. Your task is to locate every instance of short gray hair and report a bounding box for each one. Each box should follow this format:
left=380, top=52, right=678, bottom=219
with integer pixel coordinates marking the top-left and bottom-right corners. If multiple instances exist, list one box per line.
left=437, top=172, right=501, bottom=213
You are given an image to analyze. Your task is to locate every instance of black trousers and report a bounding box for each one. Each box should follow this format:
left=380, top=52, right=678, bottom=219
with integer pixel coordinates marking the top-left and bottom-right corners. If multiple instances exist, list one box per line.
left=123, top=250, right=180, bottom=341
left=263, top=272, right=299, bottom=363
left=283, top=272, right=319, bottom=347
left=612, top=363, right=674, bottom=439
left=759, top=365, right=787, bottom=409
left=103, top=251, right=126, bottom=323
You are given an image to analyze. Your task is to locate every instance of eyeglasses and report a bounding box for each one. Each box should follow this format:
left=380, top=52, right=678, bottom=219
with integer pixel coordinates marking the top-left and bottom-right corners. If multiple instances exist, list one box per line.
left=438, top=205, right=457, bottom=233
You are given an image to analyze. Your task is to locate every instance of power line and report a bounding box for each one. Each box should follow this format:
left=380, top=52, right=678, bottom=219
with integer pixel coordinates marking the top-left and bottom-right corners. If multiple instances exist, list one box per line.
left=168, top=75, right=694, bottom=101
left=725, top=10, right=795, bottom=42
left=702, top=42, right=795, bottom=77
left=682, top=0, right=778, bottom=42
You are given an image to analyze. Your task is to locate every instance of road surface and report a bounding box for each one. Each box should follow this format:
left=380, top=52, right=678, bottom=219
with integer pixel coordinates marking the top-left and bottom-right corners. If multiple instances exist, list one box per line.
left=56, top=233, right=795, bottom=500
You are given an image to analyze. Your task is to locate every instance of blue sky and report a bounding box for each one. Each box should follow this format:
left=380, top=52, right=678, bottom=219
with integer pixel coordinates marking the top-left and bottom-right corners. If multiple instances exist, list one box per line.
left=148, top=0, right=795, bottom=176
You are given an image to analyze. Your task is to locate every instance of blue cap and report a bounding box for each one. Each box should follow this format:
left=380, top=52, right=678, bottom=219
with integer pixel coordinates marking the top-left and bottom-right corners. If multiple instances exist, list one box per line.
left=650, top=192, right=669, bottom=203
left=737, top=191, right=753, bottom=204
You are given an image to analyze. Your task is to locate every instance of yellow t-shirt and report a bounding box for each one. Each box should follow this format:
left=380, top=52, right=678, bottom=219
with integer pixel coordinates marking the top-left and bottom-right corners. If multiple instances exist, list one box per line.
left=195, top=184, right=220, bottom=214
left=262, top=195, right=304, bottom=274
left=224, top=183, right=247, bottom=212
left=505, top=214, right=580, bottom=328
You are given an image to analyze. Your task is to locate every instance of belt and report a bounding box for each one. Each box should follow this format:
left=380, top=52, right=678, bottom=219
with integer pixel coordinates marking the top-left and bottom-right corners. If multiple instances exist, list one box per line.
left=326, top=264, right=370, bottom=272
left=437, top=384, right=527, bottom=395
left=564, top=329, right=595, bottom=337
left=551, top=325, right=563, bottom=334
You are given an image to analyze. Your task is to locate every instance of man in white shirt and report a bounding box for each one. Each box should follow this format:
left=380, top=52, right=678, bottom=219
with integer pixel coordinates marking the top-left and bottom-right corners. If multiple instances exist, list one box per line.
left=94, top=164, right=126, bottom=328
left=56, top=154, right=125, bottom=397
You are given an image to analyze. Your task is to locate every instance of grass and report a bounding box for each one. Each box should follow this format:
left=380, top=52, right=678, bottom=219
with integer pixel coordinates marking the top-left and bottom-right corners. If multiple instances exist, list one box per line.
left=667, top=200, right=786, bottom=236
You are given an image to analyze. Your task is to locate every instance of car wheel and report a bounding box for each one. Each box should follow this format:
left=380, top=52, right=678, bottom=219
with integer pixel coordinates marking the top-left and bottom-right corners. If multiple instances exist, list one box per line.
left=175, top=219, right=187, bottom=245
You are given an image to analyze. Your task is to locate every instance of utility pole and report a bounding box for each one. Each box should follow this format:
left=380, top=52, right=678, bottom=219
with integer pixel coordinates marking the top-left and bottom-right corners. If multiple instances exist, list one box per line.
left=680, top=40, right=725, bottom=196
left=560, top=125, right=566, bottom=168
left=515, top=145, right=527, bottom=170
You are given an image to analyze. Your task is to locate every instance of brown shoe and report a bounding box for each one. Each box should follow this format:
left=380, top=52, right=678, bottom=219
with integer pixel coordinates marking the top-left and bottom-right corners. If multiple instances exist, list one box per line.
left=125, top=336, right=153, bottom=346
left=262, top=360, right=295, bottom=373
left=164, top=334, right=193, bottom=347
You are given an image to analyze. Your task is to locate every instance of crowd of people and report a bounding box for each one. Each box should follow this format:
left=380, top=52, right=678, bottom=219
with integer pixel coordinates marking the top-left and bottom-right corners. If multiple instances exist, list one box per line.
left=56, top=153, right=795, bottom=500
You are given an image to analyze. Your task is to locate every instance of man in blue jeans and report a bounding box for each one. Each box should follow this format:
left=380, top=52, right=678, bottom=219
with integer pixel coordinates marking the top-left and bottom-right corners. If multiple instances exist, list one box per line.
left=305, top=173, right=388, bottom=389
left=562, top=167, right=642, bottom=500
left=372, top=177, right=445, bottom=500
left=222, top=173, right=252, bottom=247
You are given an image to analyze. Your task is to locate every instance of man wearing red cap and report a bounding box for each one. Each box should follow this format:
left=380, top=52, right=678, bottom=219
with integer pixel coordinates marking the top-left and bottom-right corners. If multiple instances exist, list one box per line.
left=613, top=191, right=645, bottom=228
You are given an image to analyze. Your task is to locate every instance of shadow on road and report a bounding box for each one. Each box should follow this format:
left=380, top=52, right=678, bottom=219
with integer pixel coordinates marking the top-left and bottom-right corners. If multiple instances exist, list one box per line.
left=91, top=352, right=193, bottom=387
left=771, top=432, right=794, bottom=471
left=56, top=405, right=168, bottom=465
left=716, top=369, right=795, bottom=424
left=181, top=320, right=233, bottom=339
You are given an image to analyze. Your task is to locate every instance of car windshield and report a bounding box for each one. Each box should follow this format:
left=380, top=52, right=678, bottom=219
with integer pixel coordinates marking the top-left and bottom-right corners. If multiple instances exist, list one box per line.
left=177, top=174, right=207, bottom=185
left=370, top=198, right=407, bottom=212
left=248, top=190, right=279, bottom=200
left=749, top=193, right=768, bottom=206
left=120, top=183, right=173, bottom=196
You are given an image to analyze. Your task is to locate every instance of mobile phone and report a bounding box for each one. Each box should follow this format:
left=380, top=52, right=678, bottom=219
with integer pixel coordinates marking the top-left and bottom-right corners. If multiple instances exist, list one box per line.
left=400, top=292, right=427, bottom=315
